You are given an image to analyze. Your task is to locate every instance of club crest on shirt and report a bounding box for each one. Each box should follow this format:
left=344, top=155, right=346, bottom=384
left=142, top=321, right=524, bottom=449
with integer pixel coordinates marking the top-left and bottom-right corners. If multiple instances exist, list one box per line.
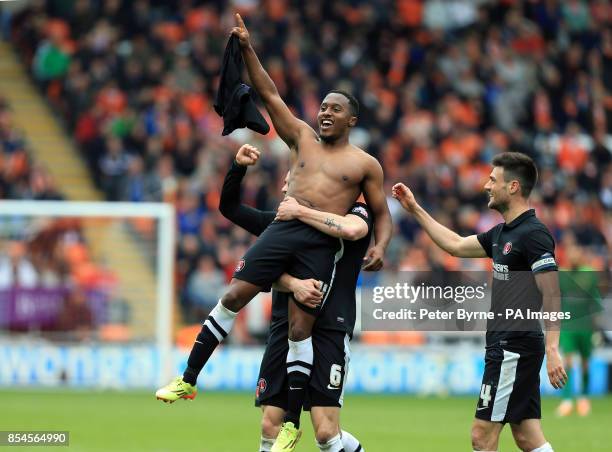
left=502, top=242, right=512, bottom=255
left=351, top=205, right=368, bottom=218
left=235, top=259, right=245, bottom=272
left=256, top=378, right=267, bottom=397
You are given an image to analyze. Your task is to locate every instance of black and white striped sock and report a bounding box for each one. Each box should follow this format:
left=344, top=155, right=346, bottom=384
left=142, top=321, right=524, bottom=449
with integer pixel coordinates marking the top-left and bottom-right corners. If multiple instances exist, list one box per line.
left=317, top=433, right=345, bottom=452
left=183, top=301, right=237, bottom=385
left=340, top=430, right=363, bottom=452
left=284, top=337, right=313, bottom=428
left=259, top=436, right=274, bottom=452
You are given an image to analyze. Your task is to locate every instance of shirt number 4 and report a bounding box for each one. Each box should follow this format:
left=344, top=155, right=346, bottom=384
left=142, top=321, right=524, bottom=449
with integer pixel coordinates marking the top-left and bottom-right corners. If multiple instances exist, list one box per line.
left=480, top=384, right=492, bottom=407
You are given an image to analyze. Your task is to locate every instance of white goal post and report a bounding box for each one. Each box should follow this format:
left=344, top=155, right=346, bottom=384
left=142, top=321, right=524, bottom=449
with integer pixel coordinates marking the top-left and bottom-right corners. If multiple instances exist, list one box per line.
left=0, top=200, right=175, bottom=386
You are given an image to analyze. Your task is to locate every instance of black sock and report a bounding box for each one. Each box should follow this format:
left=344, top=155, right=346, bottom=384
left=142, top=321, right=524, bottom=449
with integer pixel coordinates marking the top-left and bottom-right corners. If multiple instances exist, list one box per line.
left=284, top=370, right=310, bottom=428
left=182, top=314, right=229, bottom=385
left=582, top=367, right=590, bottom=395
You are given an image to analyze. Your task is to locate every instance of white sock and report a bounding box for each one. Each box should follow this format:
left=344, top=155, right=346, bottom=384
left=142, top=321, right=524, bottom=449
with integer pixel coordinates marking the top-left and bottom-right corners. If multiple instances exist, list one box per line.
left=531, top=442, right=553, bottom=452
left=259, top=436, right=274, bottom=452
left=318, top=433, right=344, bottom=451
left=287, top=337, right=313, bottom=377
left=341, top=430, right=363, bottom=451
left=206, top=300, right=237, bottom=340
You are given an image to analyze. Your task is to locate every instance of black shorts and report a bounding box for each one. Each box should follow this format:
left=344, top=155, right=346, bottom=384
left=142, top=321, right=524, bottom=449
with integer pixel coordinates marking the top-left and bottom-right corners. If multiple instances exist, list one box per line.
left=475, top=337, right=544, bottom=424
left=234, top=220, right=343, bottom=298
left=255, top=322, right=289, bottom=409
left=255, top=326, right=350, bottom=410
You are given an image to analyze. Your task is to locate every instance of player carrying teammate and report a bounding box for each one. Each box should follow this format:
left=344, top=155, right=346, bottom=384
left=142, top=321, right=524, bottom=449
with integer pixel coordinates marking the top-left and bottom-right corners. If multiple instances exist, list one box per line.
left=222, top=143, right=368, bottom=452
left=156, top=14, right=392, bottom=452
left=393, top=152, right=567, bottom=452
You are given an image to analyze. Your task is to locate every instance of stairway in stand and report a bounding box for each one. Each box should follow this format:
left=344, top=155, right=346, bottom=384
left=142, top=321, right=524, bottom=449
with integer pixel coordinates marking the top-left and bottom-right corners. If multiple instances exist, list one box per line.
left=0, top=41, right=165, bottom=340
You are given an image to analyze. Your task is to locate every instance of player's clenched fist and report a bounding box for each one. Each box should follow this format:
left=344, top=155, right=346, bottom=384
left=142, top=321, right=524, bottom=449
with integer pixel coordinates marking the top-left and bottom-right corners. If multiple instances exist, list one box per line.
left=235, top=144, right=260, bottom=166
left=231, top=13, right=250, bottom=48
left=392, top=183, right=418, bottom=213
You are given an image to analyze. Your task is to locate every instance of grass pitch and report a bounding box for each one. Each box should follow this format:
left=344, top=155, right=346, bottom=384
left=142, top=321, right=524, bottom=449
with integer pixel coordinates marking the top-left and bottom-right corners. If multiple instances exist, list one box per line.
left=1, top=390, right=610, bottom=451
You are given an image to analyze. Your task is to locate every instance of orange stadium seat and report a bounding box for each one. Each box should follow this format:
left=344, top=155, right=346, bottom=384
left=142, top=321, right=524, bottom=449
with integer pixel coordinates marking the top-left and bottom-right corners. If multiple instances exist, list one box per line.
left=176, top=324, right=203, bottom=350
left=99, top=324, right=132, bottom=342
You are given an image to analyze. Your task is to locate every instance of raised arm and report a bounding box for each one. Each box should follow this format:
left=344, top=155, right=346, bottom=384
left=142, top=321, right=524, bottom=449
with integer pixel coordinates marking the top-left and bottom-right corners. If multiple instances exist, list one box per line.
left=231, top=14, right=312, bottom=148
left=219, top=144, right=275, bottom=236
left=361, top=157, right=393, bottom=271
left=392, top=183, right=487, bottom=258
left=535, top=271, right=568, bottom=389
left=274, top=196, right=369, bottom=241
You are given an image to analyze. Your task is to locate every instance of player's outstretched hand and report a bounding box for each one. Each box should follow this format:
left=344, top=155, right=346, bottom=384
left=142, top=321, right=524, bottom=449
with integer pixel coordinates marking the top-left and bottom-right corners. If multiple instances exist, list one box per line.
left=362, top=245, right=384, bottom=271
left=292, top=279, right=323, bottom=308
left=392, top=183, right=418, bottom=213
left=275, top=196, right=301, bottom=221
left=235, top=144, right=260, bottom=166
left=231, top=13, right=250, bottom=48
left=546, top=348, right=568, bottom=389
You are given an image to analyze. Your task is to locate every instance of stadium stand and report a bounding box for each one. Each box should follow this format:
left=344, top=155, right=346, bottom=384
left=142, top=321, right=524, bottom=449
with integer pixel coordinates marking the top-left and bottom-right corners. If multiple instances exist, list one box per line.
left=0, top=92, right=123, bottom=339
left=8, top=0, right=611, bottom=342
left=0, top=95, right=62, bottom=201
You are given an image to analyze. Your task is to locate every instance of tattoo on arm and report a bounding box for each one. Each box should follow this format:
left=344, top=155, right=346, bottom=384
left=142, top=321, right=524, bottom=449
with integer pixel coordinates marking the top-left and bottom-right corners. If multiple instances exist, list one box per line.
left=324, top=218, right=343, bottom=232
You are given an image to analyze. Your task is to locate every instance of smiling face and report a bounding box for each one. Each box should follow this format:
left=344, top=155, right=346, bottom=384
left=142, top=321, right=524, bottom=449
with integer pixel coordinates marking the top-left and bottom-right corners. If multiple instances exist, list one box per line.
left=317, top=92, right=357, bottom=143
left=484, top=166, right=518, bottom=212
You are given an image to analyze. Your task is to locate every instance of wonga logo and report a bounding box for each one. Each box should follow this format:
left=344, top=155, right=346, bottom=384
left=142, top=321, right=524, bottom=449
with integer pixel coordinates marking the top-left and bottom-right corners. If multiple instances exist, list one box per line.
left=502, top=242, right=512, bottom=255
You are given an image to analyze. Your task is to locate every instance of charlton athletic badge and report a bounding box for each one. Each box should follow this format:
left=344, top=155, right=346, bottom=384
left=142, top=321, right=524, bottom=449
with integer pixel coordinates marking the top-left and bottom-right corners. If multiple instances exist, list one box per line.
left=256, top=378, right=267, bottom=397
left=503, top=242, right=512, bottom=255
left=235, top=259, right=245, bottom=272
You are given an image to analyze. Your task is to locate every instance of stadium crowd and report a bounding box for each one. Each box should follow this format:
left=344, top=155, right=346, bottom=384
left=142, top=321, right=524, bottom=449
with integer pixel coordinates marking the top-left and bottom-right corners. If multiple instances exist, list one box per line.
left=0, top=95, right=121, bottom=339
left=0, top=95, right=63, bottom=201
left=8, top=0, right=611, bottom=330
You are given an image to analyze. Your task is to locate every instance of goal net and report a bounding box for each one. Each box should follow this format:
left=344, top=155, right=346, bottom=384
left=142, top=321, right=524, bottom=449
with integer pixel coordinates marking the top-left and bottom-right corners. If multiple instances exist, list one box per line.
left=0, top=200, right=174, bottom=388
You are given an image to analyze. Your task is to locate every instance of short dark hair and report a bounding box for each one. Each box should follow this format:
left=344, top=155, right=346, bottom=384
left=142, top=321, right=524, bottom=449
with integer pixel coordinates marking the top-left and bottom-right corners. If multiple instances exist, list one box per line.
left=328, top=90, right=359, bottom=117
left=492, top=152, right=538, bottom=198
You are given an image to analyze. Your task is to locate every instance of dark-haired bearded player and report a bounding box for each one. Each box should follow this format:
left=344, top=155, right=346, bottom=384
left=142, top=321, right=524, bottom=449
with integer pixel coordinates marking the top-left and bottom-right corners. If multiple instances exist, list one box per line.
left=393, top=152, right=567, bottom=452
left=156, top=13, right=392, bottom=452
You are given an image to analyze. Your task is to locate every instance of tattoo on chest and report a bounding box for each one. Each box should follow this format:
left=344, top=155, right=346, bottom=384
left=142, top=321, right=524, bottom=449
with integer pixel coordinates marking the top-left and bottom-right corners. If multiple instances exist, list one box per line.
left=324, top=217, right=342, bottom=231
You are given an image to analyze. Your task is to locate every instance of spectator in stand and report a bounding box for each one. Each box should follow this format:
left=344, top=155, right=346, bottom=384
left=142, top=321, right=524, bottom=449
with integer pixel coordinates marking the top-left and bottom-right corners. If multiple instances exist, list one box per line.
left=98, top=136, right=131, bottom=201
left=26, top=165, right=64, bottom=200
left=54, top=286, right=94, bottom=341
left=176, top=189, right=206, bottom=236
left=185, top=254, right=226, bottom=322
left=0, top=240, right=38, bottom=289
left=33, top=33, right=71, bottom=83
left=120, top=155, right=161, bottom=202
